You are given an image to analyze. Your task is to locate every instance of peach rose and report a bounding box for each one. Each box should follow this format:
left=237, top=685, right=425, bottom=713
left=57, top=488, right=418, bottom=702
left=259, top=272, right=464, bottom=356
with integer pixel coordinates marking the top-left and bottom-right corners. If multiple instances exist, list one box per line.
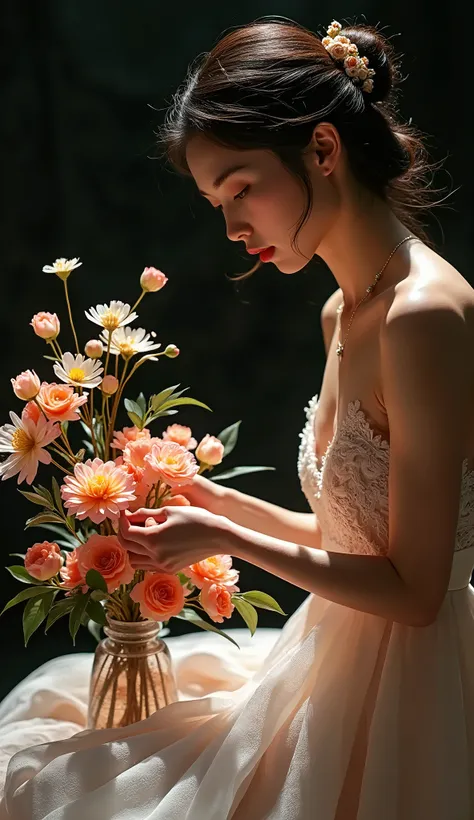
left=111, top=425, right=152, bottom=452
left=58, top=548, right=88, bottom=594
left=199, top=581, right=237, bottom=623
left=143, top=440, right=199, bottom=488
left=140, top=266, right=168, bottom=293
left=21, top=400, right=42, bottom=424
left=130, top=571, right=185, bottom=621
left=162, top=424, right=197, bottom=450
left=11, top=370, right=41, bottom=401
left=37, top=382, right=88, bottom=422
left=327, top=40, right=348, bottom=61
left=184, top=555, right=239, bottom=591
left=115, top=438, right=156, bottom=502
left=195, top=434, right=224, bottom=466
left=25, top=541, right=64, bottom=581
left=30, top=311, right=60, bottom=341
left=76, top=534, right=135, bottom=592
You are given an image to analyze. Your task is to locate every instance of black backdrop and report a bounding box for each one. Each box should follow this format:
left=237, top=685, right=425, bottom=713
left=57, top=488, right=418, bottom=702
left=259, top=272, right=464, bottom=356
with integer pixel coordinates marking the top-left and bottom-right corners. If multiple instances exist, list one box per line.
left=0, top=1, right=471, bottom=698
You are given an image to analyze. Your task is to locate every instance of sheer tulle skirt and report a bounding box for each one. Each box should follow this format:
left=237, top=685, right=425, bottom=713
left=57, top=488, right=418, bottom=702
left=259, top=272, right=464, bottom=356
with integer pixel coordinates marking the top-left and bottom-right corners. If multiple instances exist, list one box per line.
left=0, top=584, right=473, bottom=819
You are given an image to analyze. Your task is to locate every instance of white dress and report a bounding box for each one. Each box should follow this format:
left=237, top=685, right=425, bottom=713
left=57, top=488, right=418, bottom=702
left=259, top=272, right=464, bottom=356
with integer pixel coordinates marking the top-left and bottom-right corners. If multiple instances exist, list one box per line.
left=1, top=392, right=474, bottom=820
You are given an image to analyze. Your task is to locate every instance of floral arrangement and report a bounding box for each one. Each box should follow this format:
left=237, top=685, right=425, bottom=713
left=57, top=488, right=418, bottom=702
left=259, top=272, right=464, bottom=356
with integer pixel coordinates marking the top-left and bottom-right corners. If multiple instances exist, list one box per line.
left=322, top=20, right=376, bottom=94
left=0, top=258, right=285, bottom=651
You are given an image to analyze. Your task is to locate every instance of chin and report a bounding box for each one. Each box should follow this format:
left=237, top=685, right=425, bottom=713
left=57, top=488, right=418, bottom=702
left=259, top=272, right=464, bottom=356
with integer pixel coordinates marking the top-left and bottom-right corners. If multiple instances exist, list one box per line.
left=274, top=256, right=311, bottom=274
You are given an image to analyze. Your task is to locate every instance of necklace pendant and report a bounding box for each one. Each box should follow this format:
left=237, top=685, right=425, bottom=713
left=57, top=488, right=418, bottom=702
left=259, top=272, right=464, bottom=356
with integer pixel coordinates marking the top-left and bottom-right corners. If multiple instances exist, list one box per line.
left=336, top=342, right=344, bottom=357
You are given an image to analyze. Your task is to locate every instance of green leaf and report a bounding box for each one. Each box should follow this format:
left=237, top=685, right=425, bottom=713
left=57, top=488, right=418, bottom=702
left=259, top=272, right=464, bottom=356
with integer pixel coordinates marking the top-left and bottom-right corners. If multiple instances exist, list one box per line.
left=232, top=598, right=258, bottom=636
left=85, top=568, right=107, bottom=593
left=23, top=590, right=57, bottom=646
left=175, top=609, right=241, bottom=648
left=35, top=484, right=55, bottom=506
left=69, top=591, right=92, bottom=645
left=31, top=522, right=79, bottom=546
left=136, top=393, right=147, bottom=415
left=51, top=476, right=63, bottom=513
left=86, top=598, right=107, bottom=626
left=150, top=385, right=182, bottom=412
left=216, top=420, right=241, bottom=458
left=0, top=585, right=56, bottom=617
left=80, top=420, right=92, bottom=439
left=61, top=421, right=69, bottom=436
left=25, top=511, right=65, bottom=529
left=87, top=618, right=103, bottom=643
left=90, top=589, right=108, bottom=602
left=9, top=552, right=26, bottom=559
left=210, top=465, right=276, bottom=482
left=5, top=565, right=46, bottom=585
left=43, top=354, right=60, bottom=362
left=124, top=398, right=145, bottom=419
left=157, top=397, right=212, bottom=414
left=18, top=490, right=54, bottom=508
left=45, top=597, right=77, bottom=632
left=238, top=591, right=287, bottom=615
left=126, top=411, right=143, bottom=428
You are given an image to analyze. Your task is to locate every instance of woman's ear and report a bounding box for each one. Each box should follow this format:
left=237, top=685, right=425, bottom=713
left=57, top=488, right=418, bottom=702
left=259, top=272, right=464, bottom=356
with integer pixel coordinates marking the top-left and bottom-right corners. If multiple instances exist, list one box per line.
left=308, top=122, right=341, bottom=176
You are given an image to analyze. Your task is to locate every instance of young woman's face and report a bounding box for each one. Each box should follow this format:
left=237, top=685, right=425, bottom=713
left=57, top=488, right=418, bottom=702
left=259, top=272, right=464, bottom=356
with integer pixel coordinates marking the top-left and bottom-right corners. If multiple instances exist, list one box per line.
left=185, top=132, right=341, bottom=273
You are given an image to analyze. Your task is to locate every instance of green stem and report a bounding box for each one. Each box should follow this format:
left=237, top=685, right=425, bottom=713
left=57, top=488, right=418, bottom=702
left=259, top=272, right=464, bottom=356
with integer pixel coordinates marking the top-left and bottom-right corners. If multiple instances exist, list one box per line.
left=129, top=290, right=146, bottom=315
left=63, top=279, right=80, bottom=354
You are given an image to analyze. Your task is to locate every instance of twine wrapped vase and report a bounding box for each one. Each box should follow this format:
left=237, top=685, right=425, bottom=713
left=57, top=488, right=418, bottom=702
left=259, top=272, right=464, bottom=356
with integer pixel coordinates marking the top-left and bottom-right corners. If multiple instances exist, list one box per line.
left=87, top=614, right=178, bottom=729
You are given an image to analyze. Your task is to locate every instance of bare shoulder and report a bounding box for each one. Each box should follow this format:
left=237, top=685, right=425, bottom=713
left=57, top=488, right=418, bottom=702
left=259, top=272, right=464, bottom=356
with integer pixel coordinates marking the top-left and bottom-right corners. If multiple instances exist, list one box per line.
left=320, top=287, right=343, bottom=353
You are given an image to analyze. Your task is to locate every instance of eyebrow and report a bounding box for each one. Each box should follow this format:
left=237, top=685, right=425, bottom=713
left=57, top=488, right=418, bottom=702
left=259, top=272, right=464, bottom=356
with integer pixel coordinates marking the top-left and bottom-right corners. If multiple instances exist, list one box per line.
left=198, top=164, right=250, bottom=197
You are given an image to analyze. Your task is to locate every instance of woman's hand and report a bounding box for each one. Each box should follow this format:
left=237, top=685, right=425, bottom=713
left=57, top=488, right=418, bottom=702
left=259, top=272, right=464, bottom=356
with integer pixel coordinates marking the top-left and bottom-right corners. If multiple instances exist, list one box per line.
left=169, top=473, right=227, bottom=515
left=117, top=504, right=230, bottom=575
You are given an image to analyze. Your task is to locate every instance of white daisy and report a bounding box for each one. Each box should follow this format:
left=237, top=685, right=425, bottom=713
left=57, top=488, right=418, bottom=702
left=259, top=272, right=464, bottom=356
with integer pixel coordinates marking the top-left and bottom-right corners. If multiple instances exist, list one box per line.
left=42, top=257, right=82, bottom=281
left=84, top=300, right=138, bottom=331
left=0, top=412, right=61, bottom=485
left=53, top=352, right=104, bottom=389
left=99, top=326, right=161, bottom=359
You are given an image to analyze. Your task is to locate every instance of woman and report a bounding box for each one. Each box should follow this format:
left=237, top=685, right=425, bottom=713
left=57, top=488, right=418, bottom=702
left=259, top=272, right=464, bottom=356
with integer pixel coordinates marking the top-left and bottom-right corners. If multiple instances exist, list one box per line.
left=1, top=16, right=474, bottom=820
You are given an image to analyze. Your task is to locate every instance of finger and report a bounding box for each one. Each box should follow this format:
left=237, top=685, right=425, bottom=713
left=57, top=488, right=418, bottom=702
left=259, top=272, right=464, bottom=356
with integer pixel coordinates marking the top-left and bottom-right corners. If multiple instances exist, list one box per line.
left=125, top=508, right=168, bottom=523
left=123, top=522, right=168, bottom=549
left=117, top=527, right=149, bottom=555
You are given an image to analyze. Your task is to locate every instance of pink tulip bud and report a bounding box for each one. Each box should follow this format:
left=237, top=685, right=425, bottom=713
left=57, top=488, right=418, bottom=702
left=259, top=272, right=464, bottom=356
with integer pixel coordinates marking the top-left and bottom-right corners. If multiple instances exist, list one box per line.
left=11, top=370, right=41, bottom=401
left=30, top=312, right=60, bottom=341
left=140, top=266, right=168, bottom=292
left=164, top=344, right=180, bottom=358
left=195, top=434, right=224, bottom=466
left=101, top=375, right=119, bottom=395
left=84, top=339, right=104, bottom=358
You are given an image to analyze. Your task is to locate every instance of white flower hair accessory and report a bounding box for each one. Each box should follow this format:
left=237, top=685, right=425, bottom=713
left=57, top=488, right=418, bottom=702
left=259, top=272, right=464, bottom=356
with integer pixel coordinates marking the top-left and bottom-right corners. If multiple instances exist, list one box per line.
left=322, top=20, right=376, bottom=94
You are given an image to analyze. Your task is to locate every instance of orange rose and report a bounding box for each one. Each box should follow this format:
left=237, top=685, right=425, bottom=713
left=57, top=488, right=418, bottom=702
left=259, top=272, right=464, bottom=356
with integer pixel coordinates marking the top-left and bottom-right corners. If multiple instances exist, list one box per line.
left=76, top=534, right=135, bottom=592
left=184, top=555, right=239, bottom=590
left=130, top=572, right=185, bottom=621
left=37, top=382, right=88, bottom=422
left=24, top=541, right=64, bottom=581
left=58, top=548, right=88, bottom=594
left=200, top=581, right=237, bottom=623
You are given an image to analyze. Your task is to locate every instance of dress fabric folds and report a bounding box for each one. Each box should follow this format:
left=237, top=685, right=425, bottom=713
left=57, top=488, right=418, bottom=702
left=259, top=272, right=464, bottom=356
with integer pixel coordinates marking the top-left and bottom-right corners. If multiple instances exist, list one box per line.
left=0, top=391, right=473, bottom=819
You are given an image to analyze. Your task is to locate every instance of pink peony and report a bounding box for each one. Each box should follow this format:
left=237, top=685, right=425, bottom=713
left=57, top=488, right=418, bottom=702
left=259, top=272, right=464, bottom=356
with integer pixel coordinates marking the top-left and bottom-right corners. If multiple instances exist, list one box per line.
left=143, top=440, right=199, bottom=488
left=111, top=425, right=152, bottom=452
left=76, top=534, right=135, bottom=592
left=130, top=571, right=185, bottom=621
left=199, top=581, right=238, bottom=623
left=30, top=311, right=60, bottom=341
left=183, top=555, right=240, bottom=591
left=162, top=424, right=197, bottom=450
left=24, top=541, right=64, bottom=581
left=60, top=457, right=137, bottom=524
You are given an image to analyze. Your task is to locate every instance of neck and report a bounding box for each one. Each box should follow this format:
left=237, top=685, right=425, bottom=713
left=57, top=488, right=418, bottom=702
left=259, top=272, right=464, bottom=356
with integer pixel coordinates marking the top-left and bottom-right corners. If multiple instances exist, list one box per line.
left=316, top=195, right=415, bottom=311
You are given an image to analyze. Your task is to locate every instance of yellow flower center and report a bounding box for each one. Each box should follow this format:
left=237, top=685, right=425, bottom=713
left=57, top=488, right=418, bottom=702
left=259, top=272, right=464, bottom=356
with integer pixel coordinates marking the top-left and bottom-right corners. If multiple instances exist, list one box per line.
left=101, top=312, right=120, bottom=330
left=11, top=429, right=33, bottom=453
left=86, top=475, right=110, bottom=498
left=119, top=342, right=135, bottom=359
left=69, top=367, right=86, bottom=382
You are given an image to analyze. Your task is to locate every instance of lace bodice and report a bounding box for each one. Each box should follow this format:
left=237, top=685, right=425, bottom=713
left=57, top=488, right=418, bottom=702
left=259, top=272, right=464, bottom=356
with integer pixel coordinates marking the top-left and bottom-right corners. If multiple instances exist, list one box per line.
left=297, top=392, right=474, bottom=556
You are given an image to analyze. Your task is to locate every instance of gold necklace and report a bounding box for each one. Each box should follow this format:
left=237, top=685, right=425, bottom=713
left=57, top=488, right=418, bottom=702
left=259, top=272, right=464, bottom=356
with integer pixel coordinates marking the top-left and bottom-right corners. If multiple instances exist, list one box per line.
left=336, top=235, right=415, bottom=358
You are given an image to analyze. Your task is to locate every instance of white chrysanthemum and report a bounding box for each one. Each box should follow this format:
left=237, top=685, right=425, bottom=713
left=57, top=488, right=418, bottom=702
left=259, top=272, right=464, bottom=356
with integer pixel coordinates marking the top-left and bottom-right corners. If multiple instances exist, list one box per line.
left=53, top=352, right=104, bottom=388
left=99, top=326, right=161, bottom=359
left=0, top=411, right=61, bottom=485
left=42, top=257, right=82, bottom=275
left=85, top=301, right=138, bottom=331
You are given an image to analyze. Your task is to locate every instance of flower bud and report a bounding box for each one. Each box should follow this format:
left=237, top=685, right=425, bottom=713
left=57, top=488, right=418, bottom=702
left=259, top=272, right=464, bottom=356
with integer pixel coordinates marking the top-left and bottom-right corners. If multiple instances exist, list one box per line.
left=195, top=434, right=224, bottom=466
left=101, top=375, right=119, bottom=395
left=30, top=311, right=60, bottom=341
left=140, top=267, right=168, bottom=293
left=84, top=339, right=104, bottom=358
left=164, top=344, right=180, bottom=358
left=11, top=370, right=41, bottom=401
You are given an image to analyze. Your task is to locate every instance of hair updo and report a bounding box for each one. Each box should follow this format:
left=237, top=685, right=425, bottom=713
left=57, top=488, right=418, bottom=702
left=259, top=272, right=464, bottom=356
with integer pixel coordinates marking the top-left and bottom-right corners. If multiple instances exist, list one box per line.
left=157, top=17, right=442, bottom=279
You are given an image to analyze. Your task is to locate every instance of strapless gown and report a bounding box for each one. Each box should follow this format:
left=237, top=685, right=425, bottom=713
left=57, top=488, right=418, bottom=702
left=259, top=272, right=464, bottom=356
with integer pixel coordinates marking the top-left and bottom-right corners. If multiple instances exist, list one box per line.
left=0, top=392, right=473, bottom=819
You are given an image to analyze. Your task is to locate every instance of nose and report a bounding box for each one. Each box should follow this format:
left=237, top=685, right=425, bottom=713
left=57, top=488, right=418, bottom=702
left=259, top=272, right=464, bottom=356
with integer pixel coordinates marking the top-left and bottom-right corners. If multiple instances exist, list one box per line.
left=223, top=215, right=250, bottom=244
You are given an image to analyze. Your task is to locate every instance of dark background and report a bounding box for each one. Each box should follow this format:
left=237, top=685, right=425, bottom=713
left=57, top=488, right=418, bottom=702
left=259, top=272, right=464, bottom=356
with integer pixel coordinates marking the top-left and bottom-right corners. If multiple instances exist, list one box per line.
left=0, top=1, right=471, bottom=698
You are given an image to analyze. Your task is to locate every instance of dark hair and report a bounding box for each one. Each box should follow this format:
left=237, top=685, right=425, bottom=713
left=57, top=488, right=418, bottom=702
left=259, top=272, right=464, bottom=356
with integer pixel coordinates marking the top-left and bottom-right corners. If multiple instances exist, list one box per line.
left=156, top=16, right=446, bottom=280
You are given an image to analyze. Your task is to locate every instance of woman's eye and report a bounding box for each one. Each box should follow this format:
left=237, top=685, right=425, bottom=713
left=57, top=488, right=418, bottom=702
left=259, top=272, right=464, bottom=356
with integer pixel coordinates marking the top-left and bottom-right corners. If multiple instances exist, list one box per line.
left=215, top=185, right=249, bottom=210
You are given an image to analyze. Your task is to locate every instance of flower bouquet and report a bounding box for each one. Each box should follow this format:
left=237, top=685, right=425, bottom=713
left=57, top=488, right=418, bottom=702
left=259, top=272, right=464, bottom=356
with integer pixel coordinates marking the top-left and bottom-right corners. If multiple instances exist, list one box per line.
left=0, top=258, right=285, bottom=728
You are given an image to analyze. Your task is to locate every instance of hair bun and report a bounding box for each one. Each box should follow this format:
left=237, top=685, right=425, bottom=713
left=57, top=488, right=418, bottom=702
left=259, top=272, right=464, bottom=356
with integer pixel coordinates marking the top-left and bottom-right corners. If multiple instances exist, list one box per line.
left=341, top=25, right=396, bottom=103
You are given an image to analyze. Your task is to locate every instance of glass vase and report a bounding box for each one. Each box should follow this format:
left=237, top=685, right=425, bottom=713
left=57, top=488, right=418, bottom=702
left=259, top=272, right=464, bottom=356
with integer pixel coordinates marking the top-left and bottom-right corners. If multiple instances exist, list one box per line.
left=87, top=614, right=178, bottom=729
